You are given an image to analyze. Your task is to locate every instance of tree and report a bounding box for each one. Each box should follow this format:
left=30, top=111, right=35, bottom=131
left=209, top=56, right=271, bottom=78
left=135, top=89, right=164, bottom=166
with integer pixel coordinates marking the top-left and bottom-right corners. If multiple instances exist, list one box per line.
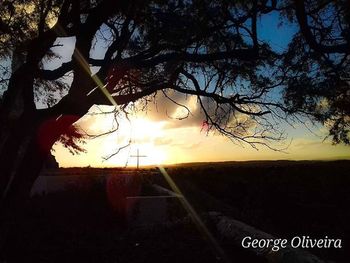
left=283, top=0, right=350, bottom=144
left=0, top=0, right=348, bottom=219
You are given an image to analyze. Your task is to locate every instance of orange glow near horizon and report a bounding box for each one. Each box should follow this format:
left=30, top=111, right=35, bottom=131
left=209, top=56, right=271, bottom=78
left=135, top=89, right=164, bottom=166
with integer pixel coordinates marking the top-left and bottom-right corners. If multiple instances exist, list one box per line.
left=53, top=108, right=172, bottom=167
left=53, top=106, right=350, bottom=168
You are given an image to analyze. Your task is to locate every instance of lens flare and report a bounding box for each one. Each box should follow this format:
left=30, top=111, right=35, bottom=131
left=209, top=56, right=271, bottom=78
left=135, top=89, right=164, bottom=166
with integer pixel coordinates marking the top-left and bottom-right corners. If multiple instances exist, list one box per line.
left=158, top=167, right=230, bottom=263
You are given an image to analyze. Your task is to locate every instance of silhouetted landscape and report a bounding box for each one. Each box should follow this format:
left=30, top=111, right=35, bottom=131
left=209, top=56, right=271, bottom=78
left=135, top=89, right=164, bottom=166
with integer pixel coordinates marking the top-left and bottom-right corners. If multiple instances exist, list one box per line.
left=1, top=1, right=350, bottom=262
left=1, top=160, right=349, bottom=262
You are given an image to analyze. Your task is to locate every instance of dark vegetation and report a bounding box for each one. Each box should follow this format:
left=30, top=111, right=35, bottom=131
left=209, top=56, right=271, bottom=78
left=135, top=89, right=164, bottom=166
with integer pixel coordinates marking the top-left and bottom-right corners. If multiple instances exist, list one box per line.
left=0, top=1, right=349, bottom=261
left=1, top=0, right=350, bottom=220
left=1, top=161, right=349, bottom=262
left=168, top=160, right=350, bottom=262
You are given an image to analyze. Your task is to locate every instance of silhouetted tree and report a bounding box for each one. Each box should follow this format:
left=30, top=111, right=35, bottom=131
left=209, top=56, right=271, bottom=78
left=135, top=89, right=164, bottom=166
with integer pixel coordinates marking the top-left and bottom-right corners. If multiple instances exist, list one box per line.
left=282, top=0, right=350, bottom=144
left=0, top=0, right=348, bottom=222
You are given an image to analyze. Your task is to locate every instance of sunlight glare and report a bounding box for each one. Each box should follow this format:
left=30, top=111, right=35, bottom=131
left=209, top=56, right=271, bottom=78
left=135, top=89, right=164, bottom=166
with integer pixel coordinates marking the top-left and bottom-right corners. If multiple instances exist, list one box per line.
left=93, top=113, right=169, bottom=166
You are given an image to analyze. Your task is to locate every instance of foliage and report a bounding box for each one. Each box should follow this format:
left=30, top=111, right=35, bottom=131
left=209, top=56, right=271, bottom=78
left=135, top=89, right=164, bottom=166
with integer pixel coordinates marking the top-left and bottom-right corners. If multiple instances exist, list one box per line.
left=281, top=0, right=350, bottom=144
left=0, top=0, right=349, bottom=151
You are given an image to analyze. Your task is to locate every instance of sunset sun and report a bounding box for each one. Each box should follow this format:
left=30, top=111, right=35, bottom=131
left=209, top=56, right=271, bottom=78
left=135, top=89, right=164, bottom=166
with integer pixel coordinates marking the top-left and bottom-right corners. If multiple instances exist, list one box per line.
left=1, top=1, right=350, bottom=262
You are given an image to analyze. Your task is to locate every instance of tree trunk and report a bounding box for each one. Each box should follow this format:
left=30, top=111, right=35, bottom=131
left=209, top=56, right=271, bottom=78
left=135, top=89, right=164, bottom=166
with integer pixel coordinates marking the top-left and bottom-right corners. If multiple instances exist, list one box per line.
left=1, top=117, right=45, bottom=203
left=0, top=110, right=79, bottom=253
left=0, top=110, right=44, bottom=253
left=0, top=29, right=98, bottom=253
left=0, top=62, right=77, bottom=251
left=0, top=54, right=40, bottom=198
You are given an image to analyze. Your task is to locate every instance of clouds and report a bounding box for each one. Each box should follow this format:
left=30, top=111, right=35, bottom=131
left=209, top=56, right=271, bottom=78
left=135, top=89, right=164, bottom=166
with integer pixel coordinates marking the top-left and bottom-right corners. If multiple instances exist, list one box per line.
left=75, top=89, right=261, bottom=147
left=52, top=86, right=350, bottom=168
left=154, top=137, right=173, bottom=146
left=153, top=135, right=201, bottom=149
left=144, top=90, right=205, bottom=129
left=292, top=139, right=326, bottom=149
left=142, top=90, right=239, bottom=132
left=53, top=109, right=350, bottom=167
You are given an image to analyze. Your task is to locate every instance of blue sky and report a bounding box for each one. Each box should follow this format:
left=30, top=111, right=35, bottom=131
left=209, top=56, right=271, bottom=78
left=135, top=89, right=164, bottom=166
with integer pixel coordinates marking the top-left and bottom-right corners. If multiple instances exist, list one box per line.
left=50, top=10, right=350, bottom=166
left=1, top=7, right=348, bottom=166
left=258, top=11, right=298, bottom=53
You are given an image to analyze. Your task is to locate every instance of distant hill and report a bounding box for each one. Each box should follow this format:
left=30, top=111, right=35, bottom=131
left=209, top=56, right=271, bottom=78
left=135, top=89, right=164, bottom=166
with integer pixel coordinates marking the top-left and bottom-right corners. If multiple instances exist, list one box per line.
left=165, top=159, right=350, bottom=168
left=46, top=160, right=350, bottom=176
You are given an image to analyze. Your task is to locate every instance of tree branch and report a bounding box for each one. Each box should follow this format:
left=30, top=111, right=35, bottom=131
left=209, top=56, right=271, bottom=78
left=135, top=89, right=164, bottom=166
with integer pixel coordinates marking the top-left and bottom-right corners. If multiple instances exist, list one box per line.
left=294, top=0, right=349, bottom=54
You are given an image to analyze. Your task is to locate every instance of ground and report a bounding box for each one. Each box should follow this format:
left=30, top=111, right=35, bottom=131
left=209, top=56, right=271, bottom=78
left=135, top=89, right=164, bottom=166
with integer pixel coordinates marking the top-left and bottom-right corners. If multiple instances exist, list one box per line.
left=1, top=160, right=349, bottom=262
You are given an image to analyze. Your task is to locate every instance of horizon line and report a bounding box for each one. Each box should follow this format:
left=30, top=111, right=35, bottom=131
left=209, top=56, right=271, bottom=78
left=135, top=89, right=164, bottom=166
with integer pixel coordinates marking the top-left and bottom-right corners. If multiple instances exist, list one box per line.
left=55, top=158, right=350, bottom=169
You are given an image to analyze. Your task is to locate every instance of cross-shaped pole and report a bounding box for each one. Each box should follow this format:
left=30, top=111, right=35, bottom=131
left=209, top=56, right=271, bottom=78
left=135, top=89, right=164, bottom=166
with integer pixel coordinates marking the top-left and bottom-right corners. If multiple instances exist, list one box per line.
left=130, top=149, right=147, bottom=169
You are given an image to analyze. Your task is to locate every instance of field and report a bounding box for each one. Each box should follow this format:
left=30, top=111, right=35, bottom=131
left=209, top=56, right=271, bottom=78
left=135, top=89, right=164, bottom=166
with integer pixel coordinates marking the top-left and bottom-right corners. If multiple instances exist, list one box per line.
left=1, top=160, right=349, bottom=263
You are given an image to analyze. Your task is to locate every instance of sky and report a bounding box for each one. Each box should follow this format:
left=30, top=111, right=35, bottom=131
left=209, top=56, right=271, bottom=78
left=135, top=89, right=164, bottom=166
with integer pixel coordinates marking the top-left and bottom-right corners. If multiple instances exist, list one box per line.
left=53, top=103, right=350, bottom=168
left=40, top=10, right=350, bottom=167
